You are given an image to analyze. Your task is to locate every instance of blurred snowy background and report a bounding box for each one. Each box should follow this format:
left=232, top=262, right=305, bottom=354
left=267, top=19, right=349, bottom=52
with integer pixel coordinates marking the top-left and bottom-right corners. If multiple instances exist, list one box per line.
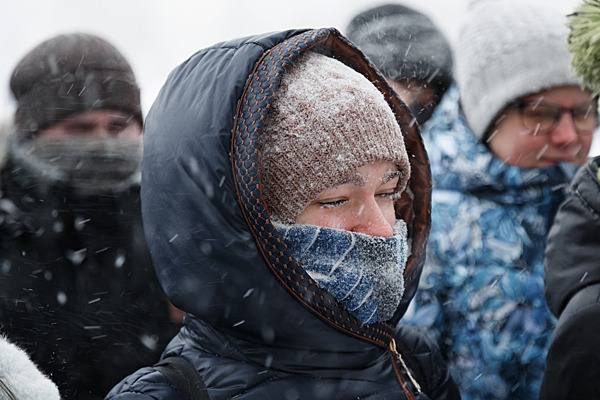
left=2, top=0, right=594, bottom=153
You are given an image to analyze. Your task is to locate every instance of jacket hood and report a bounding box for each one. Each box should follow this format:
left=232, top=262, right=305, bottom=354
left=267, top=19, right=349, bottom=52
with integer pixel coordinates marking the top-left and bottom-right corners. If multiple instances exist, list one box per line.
left=142, top=28, right=431, bottom=351
left=545, top=156, right=600, bottom=317
left=422, top=85, right=570, bottom=201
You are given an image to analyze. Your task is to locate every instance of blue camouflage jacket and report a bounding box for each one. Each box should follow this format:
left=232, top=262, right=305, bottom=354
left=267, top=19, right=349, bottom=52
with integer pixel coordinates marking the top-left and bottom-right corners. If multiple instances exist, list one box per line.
left=403, top=85, right=573, bottom=400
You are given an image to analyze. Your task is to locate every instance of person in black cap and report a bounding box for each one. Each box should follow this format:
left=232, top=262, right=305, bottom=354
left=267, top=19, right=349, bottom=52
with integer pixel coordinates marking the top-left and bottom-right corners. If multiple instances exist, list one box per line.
left=10, top=32, right=143, bottom=138
left=0, top=32, right=180, bottom=399
left=346, top=3, right=454, bottom=125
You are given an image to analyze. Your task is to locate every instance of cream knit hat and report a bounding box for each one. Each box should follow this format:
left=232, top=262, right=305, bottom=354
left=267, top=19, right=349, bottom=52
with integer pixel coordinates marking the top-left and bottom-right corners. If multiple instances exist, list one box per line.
left=456, top=0, right=582, bottom=140
left=259, top=52, right=410, bottom=223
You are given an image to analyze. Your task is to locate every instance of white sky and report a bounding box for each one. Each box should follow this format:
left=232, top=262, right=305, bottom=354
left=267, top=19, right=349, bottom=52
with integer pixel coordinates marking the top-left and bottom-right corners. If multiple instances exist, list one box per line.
left=2, top=0, right=595, bottom=154
left=0, top=0, right=582, bottom=113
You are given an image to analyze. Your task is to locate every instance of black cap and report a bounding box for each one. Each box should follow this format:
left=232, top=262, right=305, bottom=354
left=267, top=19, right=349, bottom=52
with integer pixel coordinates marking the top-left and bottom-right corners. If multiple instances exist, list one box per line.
left=10, top=32, right=143, bottom=134
left=346, top=4, right=454, bottom=98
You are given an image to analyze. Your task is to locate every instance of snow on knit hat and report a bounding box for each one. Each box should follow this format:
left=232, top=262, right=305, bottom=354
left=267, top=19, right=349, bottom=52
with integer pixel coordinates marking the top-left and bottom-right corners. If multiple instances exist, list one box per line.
left=346, top=3, right=453, bottom=99
left=259, top=52, right=410, bottom=224
left=456, top=0, right=582, bottom=140
left=10, top=32, right=142, bottom=134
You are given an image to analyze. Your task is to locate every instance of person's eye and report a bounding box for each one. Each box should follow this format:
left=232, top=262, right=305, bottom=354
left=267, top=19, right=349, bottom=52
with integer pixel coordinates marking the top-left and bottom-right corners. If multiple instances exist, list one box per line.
left=573, top=106, right=594, bottom=120
left=525, top=106, right=557, bottom=121
left=317, top=199, right=347, bottom=209
left=107, top=122, right=128, bottom=133
left=377, top=190, right=402, bottom=201
left=69, top=123, right=94, bottom=133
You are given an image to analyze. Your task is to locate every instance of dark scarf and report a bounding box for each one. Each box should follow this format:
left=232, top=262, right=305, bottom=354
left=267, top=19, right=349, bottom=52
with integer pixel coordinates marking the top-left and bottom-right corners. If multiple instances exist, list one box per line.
left=7, top=133, right=142, bottom=196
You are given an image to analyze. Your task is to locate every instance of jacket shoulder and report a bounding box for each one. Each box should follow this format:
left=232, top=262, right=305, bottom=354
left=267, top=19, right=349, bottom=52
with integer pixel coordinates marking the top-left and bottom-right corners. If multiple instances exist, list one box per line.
left=105, top=367, right=181, bottom=399
left=544, top=159, right=600, bottom=316
left=540, top=298, right=600, bottom=400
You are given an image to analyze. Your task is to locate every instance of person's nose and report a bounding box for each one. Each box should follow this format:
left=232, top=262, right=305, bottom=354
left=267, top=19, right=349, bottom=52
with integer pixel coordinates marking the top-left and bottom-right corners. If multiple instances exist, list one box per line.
left=351, top=199, right=394, bottom=237
left=549, top=111, right=579, bottom=147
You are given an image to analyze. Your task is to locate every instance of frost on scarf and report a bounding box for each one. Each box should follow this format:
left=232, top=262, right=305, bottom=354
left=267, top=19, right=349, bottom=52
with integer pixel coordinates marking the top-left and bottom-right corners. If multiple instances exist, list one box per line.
left=274, top=220, right=408, bottom=323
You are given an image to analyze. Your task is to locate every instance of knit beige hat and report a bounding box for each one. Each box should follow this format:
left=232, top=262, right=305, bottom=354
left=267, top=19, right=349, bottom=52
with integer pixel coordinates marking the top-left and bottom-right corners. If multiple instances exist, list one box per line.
left=259, top=52, right=410, bottom=223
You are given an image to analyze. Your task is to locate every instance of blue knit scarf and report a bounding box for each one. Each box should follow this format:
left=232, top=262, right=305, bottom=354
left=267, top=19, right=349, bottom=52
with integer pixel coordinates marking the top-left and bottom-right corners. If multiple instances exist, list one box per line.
left=274, top=220, right=408, bottom=323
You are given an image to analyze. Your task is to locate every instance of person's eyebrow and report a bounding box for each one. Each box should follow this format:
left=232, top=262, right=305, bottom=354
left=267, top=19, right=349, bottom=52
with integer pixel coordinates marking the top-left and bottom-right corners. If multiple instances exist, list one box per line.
left=336, top=173, right=366, bottom=186
left=382, top=170, right=401, bottom=184
left=333, top=169, right=401, bottom=187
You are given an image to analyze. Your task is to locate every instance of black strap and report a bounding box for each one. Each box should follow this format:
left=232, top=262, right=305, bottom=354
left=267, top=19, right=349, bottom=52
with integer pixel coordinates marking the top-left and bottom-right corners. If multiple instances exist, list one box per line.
left=153, top=356, right=209, bottom=400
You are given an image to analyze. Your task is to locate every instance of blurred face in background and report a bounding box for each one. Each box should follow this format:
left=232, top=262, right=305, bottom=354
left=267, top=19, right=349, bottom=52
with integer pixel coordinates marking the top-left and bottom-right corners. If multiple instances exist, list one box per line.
left=38, top=109, right=142, bottom=139
left=387, top=78, right=438, bottom=125
left=485, top=85, right=597, bottom=168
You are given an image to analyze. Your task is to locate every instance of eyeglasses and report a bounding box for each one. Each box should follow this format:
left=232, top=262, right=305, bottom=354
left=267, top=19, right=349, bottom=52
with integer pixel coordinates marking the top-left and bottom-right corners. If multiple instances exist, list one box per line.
left=509, top=100, right=598, bottom=135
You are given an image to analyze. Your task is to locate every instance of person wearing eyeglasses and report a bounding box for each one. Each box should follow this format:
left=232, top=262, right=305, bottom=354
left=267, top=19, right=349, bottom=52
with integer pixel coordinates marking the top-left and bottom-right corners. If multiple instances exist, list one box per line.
left=401, top=1, right=597, bottom=399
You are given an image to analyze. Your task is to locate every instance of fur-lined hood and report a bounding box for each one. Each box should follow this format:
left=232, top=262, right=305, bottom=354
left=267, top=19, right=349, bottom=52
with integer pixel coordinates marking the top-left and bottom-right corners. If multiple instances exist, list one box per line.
left=0, top=336, right=60, bottom=400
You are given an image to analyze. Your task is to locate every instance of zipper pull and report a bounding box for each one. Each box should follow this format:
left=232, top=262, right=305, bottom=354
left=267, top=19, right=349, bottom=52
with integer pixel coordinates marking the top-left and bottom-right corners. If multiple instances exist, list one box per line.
left=390, top=338, right=422, bottom=395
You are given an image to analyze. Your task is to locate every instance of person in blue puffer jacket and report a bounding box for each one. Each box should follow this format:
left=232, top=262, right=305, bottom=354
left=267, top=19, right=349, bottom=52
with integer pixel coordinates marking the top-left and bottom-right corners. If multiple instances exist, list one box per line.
left=402, top=0, right=598, bottom=399
left=105, top=28, right=460, bottom=399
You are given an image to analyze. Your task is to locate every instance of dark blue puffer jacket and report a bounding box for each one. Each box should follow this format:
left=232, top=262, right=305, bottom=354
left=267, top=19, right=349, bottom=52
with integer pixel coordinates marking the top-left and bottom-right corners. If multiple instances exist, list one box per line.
left=106, top=28, right=459, bottom=400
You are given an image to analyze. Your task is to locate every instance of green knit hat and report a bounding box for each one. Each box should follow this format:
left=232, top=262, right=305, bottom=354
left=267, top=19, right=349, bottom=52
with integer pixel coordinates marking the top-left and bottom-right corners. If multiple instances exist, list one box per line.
left=568, top=0, right=600, bottom=95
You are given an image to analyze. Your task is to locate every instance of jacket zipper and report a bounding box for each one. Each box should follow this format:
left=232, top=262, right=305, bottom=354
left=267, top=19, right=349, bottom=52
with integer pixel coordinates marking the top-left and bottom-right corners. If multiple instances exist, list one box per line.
left=389, top=338, right=422, bottom=400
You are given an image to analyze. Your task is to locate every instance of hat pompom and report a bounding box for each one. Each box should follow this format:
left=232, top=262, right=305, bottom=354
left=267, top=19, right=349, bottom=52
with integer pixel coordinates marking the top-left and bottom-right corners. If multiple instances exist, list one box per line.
left=568, top=0, right=600, bottom=95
